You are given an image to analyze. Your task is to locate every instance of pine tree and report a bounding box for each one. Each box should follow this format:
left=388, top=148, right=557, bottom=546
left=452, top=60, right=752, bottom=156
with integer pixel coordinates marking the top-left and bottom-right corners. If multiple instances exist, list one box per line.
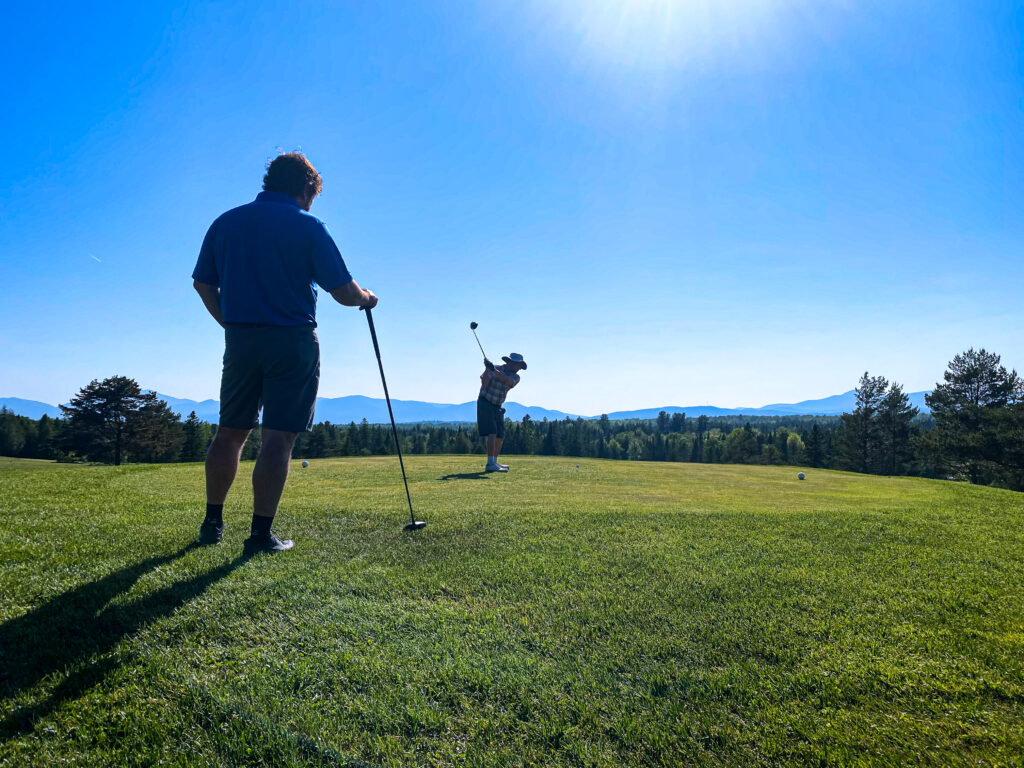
left=307, top=427, right=327, bottom=458
left=31, top=414, right=56, bottom=459
left=878, top=383, right=919, bottom=475
left=60, top=376, right=182, bottom=465
left=241, top=427, right=262, bottom=460
left=835, top=372, right=888, bottom=474
left=926, top=348, right=1023, bottom=484
left=179, top=411, right=207, bottom=462
left=805, top=424, right=825, bottom=467
left=669, top=412, right=686, bottom=433
left=0, top=407, right=26, bottom=457
left=656, top=411, right=670, bottom=434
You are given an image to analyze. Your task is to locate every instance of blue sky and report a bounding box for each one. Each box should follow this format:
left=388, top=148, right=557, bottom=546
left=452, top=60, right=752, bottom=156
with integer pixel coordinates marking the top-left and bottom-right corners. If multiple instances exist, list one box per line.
left=1, top=1, right=1021, bottom=415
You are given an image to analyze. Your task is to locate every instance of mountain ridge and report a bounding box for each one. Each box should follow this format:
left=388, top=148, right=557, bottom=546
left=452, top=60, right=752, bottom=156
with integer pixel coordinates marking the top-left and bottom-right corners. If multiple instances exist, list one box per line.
left=1, top=390, right=931, bottom=423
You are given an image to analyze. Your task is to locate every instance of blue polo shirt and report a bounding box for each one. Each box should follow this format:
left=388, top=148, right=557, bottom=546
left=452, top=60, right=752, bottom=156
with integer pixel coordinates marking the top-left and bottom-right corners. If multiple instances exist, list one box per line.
left=192, top=191, right=353, bottom=326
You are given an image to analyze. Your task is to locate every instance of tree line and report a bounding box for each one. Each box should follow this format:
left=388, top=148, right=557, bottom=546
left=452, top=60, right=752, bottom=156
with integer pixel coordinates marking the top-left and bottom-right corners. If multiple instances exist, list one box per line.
left=2, top=348, right=1021, bottom=491
left=0, top=376, right=210, bottom=465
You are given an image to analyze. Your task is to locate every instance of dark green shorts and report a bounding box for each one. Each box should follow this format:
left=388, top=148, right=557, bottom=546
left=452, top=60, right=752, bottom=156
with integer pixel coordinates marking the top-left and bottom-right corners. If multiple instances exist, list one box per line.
left=220, top=325, right=320, bottom=433
left=477, top=397, right=505, bottom=438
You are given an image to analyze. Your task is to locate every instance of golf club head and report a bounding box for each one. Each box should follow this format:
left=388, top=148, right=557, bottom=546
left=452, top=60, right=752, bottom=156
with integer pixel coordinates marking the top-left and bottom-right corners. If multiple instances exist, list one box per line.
left=470, top=321, right=478, bottom=330
left=404, top=520, right=427, bottom=531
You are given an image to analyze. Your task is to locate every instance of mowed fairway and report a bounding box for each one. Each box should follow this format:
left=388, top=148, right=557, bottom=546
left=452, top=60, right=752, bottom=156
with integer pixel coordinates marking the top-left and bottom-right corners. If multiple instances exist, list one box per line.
left=1, top=456, right=1022, bottom=767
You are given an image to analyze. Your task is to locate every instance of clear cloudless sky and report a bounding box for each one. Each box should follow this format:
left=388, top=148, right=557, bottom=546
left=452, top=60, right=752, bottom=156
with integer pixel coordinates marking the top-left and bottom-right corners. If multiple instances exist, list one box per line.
left=1, top=0, right=1021, bottom=415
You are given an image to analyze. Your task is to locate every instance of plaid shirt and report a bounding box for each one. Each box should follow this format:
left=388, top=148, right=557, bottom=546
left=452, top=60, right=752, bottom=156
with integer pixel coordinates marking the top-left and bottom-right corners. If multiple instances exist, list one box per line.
left=479, top=365, right=520, bottom=406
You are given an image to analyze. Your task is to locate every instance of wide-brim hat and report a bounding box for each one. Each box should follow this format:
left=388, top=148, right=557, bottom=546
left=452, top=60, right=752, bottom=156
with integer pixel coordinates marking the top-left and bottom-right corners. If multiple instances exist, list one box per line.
left=502, top=353, right=527, bottom=370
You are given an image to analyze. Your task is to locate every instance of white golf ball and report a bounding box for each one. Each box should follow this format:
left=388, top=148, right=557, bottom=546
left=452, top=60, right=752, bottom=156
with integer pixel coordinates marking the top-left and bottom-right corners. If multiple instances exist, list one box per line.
left=301, top=460, right=309, bottom=468
left=797, top=472, right=805, bottom=480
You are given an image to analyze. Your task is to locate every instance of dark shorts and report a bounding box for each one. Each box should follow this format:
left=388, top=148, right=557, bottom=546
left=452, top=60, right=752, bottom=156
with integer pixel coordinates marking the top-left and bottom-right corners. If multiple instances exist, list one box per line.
left=220, top=324, right=320, bottom=433
left=477, top=397, right=505, bottom=438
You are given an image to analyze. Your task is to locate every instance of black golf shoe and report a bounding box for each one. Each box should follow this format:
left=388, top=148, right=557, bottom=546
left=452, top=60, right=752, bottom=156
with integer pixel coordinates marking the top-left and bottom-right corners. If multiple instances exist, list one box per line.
left=198, top=520, right=224, bottom=545
left=242, top=531, right=294, bottom=555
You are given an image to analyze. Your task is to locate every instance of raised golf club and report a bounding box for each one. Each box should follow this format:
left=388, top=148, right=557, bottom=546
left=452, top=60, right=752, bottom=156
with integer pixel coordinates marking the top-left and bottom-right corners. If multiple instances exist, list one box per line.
left=362, top=307, right=425, bottom=531
left=469, top=321, right=488, bottom=360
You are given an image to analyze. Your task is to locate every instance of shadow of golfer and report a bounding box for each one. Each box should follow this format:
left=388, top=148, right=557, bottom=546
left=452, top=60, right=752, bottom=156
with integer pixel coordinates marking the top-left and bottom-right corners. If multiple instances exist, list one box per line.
left=438, top=471, right=491, bottom=481
left=0, top=542, right=251, bottom=740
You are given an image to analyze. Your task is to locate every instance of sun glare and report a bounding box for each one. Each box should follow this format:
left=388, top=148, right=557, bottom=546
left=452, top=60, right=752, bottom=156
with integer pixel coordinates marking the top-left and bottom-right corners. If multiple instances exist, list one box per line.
left=533, top=0, right=820, bottom=72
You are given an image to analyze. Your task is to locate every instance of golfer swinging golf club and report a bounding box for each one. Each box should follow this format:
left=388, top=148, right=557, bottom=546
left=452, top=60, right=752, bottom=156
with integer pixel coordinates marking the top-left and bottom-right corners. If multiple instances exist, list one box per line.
left=478, top=352, right=527, bottom=472
left=192, top=152, right=377, bottom=554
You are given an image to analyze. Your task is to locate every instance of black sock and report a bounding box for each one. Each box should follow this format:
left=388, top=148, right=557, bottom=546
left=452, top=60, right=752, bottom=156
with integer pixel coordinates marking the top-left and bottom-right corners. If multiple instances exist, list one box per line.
left=251, top=514, right=274, bottom=537
left=205, top=503, right=224, bottom=525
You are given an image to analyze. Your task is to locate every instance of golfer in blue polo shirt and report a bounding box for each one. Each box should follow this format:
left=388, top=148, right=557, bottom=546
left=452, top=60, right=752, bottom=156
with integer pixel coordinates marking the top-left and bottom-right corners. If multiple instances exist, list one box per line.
left=192, top=152, right=377, bottom=555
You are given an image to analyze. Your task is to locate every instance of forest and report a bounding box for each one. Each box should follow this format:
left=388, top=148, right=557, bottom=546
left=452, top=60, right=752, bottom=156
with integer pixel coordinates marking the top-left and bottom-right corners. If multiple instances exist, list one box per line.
left=3, top=348, right=1022, bottom=490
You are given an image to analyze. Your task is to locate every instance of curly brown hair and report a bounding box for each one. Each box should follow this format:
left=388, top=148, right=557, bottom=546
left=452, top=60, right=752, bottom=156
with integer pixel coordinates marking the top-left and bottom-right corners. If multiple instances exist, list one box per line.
left=262, top=152, right=323, bottom=199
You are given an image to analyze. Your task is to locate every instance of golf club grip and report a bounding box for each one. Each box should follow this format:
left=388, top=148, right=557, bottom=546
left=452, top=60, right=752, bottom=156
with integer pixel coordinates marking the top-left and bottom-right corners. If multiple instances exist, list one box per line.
left=362, top=307, right=382, bottom=360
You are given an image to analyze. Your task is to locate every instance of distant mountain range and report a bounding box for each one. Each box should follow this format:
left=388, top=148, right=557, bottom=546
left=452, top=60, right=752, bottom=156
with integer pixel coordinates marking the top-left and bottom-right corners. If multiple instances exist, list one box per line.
left=0, top=390, right=931, bottom=424
left=0, top=397, right=63, bottom=420
left=600, top=390, right=932, bottom=420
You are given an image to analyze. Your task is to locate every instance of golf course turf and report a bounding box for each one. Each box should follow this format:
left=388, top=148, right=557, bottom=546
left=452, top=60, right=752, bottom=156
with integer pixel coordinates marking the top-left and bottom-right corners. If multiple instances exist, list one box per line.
left=1, top=455, right=1022, bottom=766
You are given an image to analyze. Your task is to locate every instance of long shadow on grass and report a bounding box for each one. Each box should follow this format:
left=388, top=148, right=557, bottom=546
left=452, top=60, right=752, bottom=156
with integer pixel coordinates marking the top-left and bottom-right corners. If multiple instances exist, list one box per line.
left=0, top=542, right=251, bottom=741
left=438, top=471, right=490, bottom=481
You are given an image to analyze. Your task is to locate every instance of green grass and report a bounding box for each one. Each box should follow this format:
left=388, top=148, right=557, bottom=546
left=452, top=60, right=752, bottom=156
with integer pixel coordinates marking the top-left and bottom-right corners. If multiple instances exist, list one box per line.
left=1, top=455, right=1022, bottom=767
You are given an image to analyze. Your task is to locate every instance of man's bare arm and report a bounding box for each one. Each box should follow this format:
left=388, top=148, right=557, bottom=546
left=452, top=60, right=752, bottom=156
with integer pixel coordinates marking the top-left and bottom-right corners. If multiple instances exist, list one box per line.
left=329, top=279, right=378, bottom=308
left=193, top=280, right=224, bottom=327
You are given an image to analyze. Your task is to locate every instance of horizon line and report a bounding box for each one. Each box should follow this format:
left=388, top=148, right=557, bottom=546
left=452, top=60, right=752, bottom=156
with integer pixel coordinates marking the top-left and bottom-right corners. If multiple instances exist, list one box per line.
left=2, top=387, right=934, bottom=419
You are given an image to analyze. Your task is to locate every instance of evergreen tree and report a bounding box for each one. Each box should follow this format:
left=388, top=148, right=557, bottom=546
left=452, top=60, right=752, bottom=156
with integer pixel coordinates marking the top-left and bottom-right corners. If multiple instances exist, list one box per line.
left=563, top=418, right=584, bottom=456
left=179, top=411, right=207, bottom=462
left=835, top=372, right=888, bottom=474
left=358, top=419, right=372, bottom=454
left=131, top=402, right=184, bottom=462
left=669, top=412, right=686, bottom=433
left=27, top=414, right=56, bottom=459
left=454, top=428, right=475, bottom=454
left=241, top=427, right=262, bottom=460
left=650, top=434, right=667, bottom=461
left=60, top=376, right=182, bottom=465
left=990, top=404, right=1024, bottom=490
left=656, top=411, right=670, bottom=434
left=541, top=423, right=559, bottom=455
left=805, top=423, right=825, bottom=467
left=878, top=383, right=919, bottom=475
left=925, top=348, right=1023, bottom=484
left=0, top=407, right=26, bottom=456
left=693, top=415, right=709, bottom=462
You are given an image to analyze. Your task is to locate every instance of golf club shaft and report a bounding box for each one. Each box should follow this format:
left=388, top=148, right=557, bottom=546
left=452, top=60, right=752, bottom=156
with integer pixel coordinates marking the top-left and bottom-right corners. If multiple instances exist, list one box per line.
left=472, top=329, right=487, bottom=360
left=362, top=308, right=415, bottom=526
